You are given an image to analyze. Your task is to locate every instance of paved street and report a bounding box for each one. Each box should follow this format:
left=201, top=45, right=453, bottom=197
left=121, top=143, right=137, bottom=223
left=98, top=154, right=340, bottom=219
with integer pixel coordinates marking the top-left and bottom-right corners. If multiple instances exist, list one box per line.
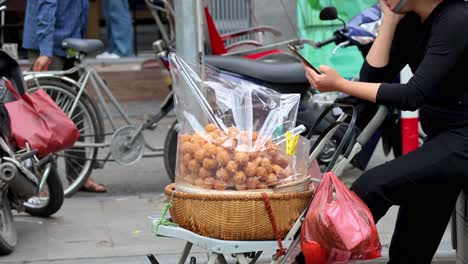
left=0, top=101, right=456, bottom=264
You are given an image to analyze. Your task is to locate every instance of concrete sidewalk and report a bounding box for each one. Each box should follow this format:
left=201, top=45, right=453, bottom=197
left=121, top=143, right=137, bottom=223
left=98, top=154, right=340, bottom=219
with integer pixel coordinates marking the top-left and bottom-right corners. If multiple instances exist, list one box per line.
left=0, top=193, right=455, bottom=264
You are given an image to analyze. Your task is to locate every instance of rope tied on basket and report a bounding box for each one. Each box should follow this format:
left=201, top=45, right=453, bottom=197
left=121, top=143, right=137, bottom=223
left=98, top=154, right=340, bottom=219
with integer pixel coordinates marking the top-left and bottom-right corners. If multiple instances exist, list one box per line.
left=261, top=192, right=286, bottom=258
left=154, top=190, right=178, bottom=234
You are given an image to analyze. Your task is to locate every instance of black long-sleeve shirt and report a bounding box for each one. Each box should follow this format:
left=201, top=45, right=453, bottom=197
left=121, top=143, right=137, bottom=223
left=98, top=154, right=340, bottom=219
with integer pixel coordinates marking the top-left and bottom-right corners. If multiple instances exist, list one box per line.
left=360, top=0, right=468, bottom=136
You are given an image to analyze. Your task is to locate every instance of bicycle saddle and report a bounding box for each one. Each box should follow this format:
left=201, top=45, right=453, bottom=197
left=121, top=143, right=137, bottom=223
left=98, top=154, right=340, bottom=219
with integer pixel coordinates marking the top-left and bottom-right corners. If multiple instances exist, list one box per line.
left=204, top=55, right=309, bottom=85
left=62, top=38, right=104, bottom=54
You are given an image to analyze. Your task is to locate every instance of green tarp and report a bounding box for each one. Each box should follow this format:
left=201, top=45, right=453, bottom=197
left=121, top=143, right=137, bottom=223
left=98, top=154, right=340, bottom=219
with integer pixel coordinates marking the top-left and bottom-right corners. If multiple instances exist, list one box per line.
left=297, top=0, right=377, bottom=79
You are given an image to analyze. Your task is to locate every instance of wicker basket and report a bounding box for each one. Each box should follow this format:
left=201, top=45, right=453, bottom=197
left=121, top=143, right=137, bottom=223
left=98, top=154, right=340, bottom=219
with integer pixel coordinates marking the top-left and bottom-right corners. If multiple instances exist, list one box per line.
left=165, top=184, right=313, bottom=241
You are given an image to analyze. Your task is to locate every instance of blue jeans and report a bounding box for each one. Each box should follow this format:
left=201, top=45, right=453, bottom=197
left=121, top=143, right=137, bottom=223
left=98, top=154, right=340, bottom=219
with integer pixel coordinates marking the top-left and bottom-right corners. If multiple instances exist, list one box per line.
left=102, top=0, right=133, bottom=57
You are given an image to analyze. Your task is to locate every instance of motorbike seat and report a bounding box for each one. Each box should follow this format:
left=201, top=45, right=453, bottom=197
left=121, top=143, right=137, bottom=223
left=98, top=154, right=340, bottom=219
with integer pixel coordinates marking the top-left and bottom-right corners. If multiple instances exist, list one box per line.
left=205, top=55, right=309, bottom=85
left=62, top=38, right=104, bottom=54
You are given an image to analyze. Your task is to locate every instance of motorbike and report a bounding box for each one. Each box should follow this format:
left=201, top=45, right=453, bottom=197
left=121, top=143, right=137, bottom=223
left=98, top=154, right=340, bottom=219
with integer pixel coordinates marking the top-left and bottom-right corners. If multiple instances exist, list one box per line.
left=0, top=2, right=64, bottom=255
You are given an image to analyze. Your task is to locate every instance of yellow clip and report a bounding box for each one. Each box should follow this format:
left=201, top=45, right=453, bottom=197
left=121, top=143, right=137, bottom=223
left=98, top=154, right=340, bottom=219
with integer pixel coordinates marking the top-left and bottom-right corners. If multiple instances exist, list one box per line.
left=286, top=131, right=299, bottom=156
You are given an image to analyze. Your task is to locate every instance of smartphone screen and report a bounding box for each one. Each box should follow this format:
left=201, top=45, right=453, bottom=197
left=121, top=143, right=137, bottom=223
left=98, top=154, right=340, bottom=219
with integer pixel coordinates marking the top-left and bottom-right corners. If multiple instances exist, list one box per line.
left=288, top=44, right=321, bottom=75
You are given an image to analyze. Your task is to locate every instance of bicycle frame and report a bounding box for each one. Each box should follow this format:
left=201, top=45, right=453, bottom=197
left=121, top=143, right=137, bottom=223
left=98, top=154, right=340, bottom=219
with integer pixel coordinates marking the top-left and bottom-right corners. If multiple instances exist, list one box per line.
left=23, top=61, right=171, bottom=166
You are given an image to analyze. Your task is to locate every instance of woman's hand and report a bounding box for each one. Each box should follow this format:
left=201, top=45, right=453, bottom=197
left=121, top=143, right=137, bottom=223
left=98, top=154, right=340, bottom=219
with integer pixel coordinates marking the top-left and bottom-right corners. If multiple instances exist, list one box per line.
left=380, top=0, right=405, bottom=25
left=304, top=65, right=347, bottom=93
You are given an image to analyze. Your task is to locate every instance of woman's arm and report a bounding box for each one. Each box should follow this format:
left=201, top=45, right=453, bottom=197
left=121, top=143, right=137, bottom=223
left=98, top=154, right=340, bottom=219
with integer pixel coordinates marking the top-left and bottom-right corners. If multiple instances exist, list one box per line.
left=359, top=2, right=408, bottom=83
left=306, top=7, right=468, bottom=111
left=365, top=10, right=402, bottom=68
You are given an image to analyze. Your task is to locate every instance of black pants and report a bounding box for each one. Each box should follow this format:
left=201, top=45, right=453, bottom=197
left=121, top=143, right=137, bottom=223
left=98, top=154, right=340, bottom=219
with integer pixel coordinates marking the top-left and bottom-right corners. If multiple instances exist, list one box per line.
left=351, top=127, right=468, bottom=263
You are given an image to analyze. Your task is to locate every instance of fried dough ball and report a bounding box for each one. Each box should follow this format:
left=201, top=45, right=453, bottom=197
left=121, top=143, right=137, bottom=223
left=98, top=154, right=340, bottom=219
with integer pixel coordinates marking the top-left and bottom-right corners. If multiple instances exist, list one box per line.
left=222, top=138, right=238, bottom=150
left=188, top=159, right=201, bottom=173
left=245, top=162, right=256, bottom=177
left=216, top=168, right=230, bottom=181
left=248, top=152, right=258, bottom=161
left=234, top=151, right=249, bottom=165
left=203, top=143, right=217, bottom=157
left=216, top=151, right=231, bottom=166
left=199, top=167, right=213, bottom=178
left=205, top=123, right=217, bottom=132
left=226, top=160, right=239, bottom=173
left=272, top=164, right=283, bottom=174
left=180, top=134, right=192, bottom=143
left=278, top=167, right=294, bottom=179
left=274, top=154, right=290, bottom=168
left=194, top=178, right=205, bottom=188
left=190, top=143, right=201, bottom=154
left=203, top=177, right=215, bottom=188
left=191, top=133, right=204, bottom=142
left=181, top=142, right=194, bottom=154
left=193, top=139, right=207, bottom=147
left=183, top=153, right=193, bottom=162
left=256, top=182, right=268, bottom=189
left=247, top=177, right=259, bottom=189
left=261, top=158, right=272, bottom=172
left=208, top=132, right=221, bottom=143
left=213, top=180, right=228, bottom=190
left=234, top=171, right=247, bottom=184
left=254, top=157, right=263, bottom=166
left=203, top=158, right=217, bottom=170
left=194, top=149, right=206, bottom=162
left=266, top=173, right=278, bottom=185
left=266, top=145, right=280, bottom=155
left=235, top=183, right=247, bottom=191
left=256, top=167, right=268, bottom=180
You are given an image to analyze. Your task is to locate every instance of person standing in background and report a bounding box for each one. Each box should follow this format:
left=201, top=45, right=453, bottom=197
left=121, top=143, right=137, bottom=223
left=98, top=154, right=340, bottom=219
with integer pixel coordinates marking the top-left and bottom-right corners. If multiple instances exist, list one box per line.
left=23, top=0, right=107, bottom=193
left=23, top=0, right=89, bottom=71
left=96, top=0, right=134, bottom=59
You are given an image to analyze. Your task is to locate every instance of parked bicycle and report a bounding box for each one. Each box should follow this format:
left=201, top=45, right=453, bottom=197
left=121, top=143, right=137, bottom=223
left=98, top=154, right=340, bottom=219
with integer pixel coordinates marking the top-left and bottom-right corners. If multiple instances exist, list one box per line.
left=23, top=40, right=175, bottom=197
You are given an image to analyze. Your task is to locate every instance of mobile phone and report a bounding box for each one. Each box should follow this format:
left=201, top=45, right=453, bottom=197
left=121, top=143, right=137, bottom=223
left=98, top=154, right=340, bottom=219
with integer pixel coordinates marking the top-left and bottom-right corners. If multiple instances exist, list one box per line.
left=288, top=44, right=321, bottom=75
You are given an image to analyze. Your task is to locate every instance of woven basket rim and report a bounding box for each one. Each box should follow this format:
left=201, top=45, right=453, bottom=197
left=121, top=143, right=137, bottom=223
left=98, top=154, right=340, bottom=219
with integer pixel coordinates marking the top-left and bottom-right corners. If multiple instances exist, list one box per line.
left=165, top=184, right=313, bottom=201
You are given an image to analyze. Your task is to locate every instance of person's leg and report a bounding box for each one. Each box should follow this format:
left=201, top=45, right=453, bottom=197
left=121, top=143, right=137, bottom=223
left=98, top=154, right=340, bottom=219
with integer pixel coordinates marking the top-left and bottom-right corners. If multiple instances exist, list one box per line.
left=101, top=0, right=115, bottom=54
left=351, top=128, right=468, bottom=262
left=388, top=190, right=459, bottom=264
left=106, top=0, right=133, bottom=57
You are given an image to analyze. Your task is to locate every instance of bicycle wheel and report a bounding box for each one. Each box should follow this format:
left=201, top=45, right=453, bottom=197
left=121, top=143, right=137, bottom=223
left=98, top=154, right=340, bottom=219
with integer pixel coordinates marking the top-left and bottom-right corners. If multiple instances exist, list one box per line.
left=26, top=79, right=103, bottom=197
left=163, top=120, right=178, bottom=182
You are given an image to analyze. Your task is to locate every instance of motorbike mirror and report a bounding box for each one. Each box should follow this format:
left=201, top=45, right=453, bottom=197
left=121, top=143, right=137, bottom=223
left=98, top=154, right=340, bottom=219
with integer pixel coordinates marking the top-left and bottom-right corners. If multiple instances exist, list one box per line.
left=319, top=6, right=338, bottom=21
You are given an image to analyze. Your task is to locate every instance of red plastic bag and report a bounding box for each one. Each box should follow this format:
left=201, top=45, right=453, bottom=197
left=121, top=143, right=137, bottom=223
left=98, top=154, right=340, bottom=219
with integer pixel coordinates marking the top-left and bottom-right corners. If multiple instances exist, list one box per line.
left=3, top=79, right=80, bottom=156
left=301, top=172, right=381, bottom=263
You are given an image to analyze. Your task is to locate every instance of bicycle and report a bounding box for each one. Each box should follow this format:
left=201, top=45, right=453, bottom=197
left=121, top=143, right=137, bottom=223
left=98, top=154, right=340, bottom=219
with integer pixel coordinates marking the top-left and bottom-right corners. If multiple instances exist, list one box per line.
left=23, top=39, right=176, bottom=197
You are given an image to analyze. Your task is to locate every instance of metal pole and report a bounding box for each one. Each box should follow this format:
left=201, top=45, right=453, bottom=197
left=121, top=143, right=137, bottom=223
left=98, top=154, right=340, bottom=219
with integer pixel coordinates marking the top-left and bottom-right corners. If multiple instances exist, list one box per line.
left=174, top=0, right=204, bottom=64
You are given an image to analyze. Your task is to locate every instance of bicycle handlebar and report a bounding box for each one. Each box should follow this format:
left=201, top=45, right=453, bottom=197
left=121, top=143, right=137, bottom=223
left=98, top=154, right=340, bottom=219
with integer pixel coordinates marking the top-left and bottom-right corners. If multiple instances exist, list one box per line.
left=315, top=35, right=339, bottom=48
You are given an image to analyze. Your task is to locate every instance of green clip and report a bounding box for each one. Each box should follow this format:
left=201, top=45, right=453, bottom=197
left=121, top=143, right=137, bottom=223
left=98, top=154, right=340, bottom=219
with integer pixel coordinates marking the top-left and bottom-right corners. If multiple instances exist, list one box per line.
left=154, top=191, right=178, bottom=235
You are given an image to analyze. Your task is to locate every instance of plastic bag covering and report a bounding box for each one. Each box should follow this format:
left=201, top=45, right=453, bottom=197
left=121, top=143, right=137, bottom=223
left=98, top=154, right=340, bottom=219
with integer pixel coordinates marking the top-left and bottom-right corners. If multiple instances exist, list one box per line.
left=169, top=53, right=304, bottom=192
left=301, top=172, right=381, bottom=263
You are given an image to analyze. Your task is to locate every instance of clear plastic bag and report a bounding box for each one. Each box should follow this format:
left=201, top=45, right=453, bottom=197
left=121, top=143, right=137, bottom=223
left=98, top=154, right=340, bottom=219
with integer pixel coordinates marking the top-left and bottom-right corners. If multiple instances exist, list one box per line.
left=169, top=53, right=306, bottom=193
left=301, top=172, right=382, bottom=263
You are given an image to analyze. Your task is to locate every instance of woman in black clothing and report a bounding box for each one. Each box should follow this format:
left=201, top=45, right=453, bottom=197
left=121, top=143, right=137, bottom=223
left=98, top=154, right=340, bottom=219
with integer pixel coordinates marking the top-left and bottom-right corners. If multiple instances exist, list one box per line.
left=305, top=0, right=468, bottom=262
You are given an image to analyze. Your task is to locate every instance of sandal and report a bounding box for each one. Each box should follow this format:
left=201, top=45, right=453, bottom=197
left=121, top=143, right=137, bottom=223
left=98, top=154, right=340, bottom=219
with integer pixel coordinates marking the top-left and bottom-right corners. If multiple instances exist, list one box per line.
left=80, top=178, right=107, bottom=193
